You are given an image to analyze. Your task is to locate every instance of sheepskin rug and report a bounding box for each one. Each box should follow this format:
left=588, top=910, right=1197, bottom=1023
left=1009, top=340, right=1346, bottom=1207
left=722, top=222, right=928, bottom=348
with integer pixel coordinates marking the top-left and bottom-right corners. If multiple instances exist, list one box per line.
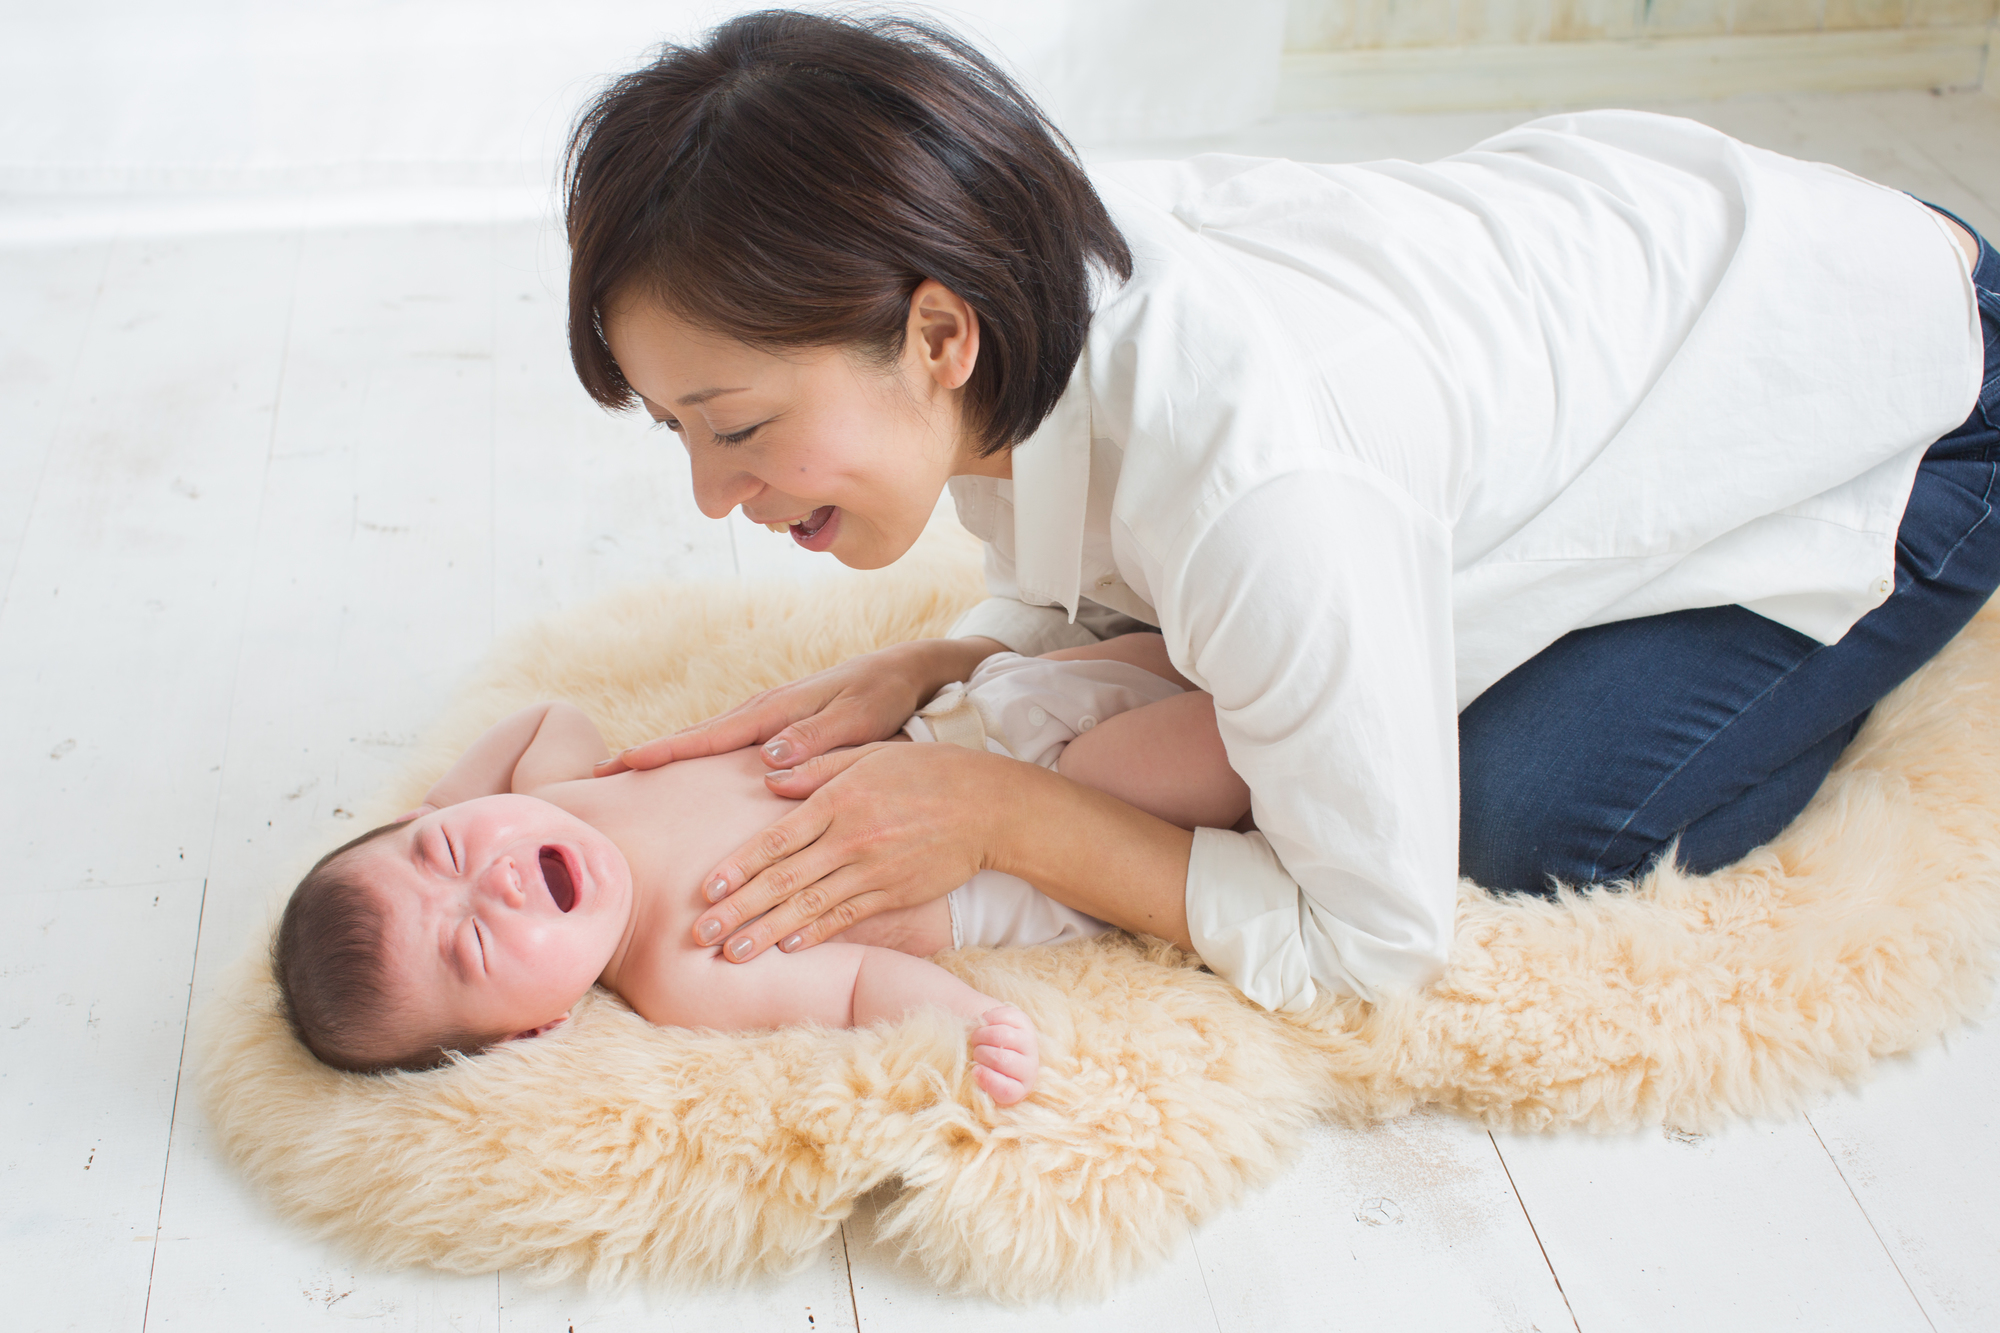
left=199, top=533, right=2000, bottom=1302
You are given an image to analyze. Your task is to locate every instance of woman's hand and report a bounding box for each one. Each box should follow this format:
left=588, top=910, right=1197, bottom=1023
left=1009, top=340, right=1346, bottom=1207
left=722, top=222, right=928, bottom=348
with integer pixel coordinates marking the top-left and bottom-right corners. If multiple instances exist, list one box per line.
left=593, top=636, right=1006, bottom=776
left=692, top=742, right=1018, bottom=961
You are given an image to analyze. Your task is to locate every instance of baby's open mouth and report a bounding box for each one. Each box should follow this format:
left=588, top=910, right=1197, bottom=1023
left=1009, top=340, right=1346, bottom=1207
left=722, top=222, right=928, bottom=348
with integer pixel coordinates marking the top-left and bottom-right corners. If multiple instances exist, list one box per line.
left=539, top=847, right=577, bottom=912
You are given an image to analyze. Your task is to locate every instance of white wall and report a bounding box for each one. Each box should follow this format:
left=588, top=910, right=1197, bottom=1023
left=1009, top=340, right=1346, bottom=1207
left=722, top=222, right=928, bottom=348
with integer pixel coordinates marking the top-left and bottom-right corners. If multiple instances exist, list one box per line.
left=1284, top=0, right=2000, bottom=50
left=0, top=1, right=1288, bottom=199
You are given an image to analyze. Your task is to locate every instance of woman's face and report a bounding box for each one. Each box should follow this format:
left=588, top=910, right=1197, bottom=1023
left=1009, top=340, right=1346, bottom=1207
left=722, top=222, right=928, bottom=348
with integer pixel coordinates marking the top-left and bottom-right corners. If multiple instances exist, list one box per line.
left=602, top=280, right=1005, bottom=570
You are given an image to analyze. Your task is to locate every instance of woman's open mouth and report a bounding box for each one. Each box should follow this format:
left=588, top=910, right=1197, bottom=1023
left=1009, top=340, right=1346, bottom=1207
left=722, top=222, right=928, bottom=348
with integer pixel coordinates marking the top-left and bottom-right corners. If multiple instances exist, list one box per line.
left=764, top=506, right=838, bottom=549
left=789, top=505, right=838, bottom=551
left=539, top=847, right=577, bottom=912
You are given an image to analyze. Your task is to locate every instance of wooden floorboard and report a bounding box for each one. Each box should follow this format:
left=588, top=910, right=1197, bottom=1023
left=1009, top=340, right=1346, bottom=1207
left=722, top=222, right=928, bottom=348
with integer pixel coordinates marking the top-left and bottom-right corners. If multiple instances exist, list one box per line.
left=1493, top=1118, right=1941, bottom=1332
left=0, top=882, right=206, bottom=1333
left=1190, top=1111, right=1577, bottom=1332
left=1803, top=1008, right=2000, bottom=1333
left=0, top=242, right=111, bottom=615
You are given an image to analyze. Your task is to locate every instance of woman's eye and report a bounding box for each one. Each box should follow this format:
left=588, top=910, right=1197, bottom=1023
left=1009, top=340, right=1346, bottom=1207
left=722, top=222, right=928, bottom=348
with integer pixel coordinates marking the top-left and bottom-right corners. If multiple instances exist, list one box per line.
left=651, top=417, right=682, bottom=434
left=714, top=424, right=759, bottom=446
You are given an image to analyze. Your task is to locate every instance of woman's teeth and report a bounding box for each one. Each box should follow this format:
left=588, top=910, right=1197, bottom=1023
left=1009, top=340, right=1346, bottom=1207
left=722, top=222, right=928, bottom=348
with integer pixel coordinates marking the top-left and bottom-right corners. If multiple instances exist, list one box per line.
left=764, top=507, right=835, bottom=537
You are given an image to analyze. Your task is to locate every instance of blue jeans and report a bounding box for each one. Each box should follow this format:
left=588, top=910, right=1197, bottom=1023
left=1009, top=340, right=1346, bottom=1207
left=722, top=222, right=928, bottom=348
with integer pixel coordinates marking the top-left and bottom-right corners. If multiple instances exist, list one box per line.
left=1460, top=205, right=2000, bottom=895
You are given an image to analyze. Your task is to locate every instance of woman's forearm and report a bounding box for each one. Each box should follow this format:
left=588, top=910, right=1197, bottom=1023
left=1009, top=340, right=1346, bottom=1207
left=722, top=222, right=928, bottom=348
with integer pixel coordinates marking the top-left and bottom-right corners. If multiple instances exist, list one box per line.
left=983, top=761, right=1196, bottom=951
left=903, top=634, right=1008, bottom=696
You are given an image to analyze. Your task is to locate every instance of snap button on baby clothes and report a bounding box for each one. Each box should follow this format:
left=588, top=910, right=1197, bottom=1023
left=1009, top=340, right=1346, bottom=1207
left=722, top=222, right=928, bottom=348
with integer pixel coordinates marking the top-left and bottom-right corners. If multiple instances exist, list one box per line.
left=1028, top=706, right=1049, bottom=726
left=1078, top=715, right=1097, bottom=731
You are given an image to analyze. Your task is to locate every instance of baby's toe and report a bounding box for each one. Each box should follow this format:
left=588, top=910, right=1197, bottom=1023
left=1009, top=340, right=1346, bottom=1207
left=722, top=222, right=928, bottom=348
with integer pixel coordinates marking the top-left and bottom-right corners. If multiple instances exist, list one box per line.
left=974, top=1041, right=1038, bottom=1090
left=974, top=1063, right=1030, bottom=1106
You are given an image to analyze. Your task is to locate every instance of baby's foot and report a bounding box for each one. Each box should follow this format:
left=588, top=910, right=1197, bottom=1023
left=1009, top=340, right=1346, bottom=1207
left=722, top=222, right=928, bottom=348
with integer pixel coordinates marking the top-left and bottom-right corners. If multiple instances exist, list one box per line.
left=970, top=1003, right=1040, bottom=1105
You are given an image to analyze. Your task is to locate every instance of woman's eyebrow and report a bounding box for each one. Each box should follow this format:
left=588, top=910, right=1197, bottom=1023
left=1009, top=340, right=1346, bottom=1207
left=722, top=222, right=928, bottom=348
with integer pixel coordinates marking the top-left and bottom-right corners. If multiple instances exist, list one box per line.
left=674, top=386, right=749, bottom=407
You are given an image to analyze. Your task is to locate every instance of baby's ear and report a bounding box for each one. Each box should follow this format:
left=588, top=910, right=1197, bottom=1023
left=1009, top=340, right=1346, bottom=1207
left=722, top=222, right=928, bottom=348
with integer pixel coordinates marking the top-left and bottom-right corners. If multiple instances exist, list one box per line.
left=500, top=1012, right=571, bottom=1043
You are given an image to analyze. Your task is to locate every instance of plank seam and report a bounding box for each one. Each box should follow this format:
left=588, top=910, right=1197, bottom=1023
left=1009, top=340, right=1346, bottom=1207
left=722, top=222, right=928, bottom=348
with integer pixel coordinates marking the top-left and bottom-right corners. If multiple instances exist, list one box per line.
left=841, top=1222, right=861, bottom=1332
left=1487, top=1133, right=1583, bottom=1333
left=141, top=878, right=209, bottom=1333
left=1804, top=1114, right=1941, bottom=1333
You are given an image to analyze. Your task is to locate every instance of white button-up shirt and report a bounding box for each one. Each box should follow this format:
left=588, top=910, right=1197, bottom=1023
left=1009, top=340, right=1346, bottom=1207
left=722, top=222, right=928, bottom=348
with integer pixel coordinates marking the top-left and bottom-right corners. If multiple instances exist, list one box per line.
left=947, top=111, right=1985, bottom=1012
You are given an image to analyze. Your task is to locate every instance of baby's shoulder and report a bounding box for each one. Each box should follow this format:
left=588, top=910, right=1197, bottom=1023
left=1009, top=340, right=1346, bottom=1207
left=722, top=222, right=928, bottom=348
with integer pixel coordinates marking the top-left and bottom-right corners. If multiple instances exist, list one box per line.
left=607, top=931, right=715, bottom=1030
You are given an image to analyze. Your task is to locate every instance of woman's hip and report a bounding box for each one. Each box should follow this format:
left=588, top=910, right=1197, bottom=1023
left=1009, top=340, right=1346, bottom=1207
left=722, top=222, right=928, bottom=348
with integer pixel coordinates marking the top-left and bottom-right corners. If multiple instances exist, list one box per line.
left=1459, top=271, right=2000, bottom=895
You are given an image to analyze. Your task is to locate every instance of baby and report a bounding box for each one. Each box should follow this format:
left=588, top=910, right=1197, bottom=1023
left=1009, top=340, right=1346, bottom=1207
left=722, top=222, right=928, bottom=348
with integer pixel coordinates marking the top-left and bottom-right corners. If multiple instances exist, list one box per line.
left=274, top=633, right=1251, bottom=1103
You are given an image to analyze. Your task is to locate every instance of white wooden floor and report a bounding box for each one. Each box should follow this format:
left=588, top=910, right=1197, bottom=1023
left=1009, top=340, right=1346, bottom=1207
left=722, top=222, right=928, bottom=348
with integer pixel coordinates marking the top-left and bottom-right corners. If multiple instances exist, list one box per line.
left=5, top=88, right=1999, bottom=1333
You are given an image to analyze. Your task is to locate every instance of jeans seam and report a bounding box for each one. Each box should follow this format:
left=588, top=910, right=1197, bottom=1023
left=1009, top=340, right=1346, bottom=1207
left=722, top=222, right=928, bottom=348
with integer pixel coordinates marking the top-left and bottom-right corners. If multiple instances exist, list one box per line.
left=1582, top=643, right=1826, bottom=882
left=1911, top=464, right=1998, bottom=577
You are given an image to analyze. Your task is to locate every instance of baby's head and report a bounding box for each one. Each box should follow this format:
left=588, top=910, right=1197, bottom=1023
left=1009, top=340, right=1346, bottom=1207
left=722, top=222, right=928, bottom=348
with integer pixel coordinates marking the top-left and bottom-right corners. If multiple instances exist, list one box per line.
left=273, top=795, right=632, bottom=1073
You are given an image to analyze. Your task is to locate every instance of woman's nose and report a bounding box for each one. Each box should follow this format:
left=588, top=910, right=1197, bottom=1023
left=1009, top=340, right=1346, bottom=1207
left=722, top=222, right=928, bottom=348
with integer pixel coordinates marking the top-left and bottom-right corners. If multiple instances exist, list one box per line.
left=687, top=448, right=761, bottom=521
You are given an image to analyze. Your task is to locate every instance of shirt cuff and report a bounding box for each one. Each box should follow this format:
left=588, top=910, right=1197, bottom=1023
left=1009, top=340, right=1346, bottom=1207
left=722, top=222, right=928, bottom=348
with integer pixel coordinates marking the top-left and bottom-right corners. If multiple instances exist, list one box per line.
left=1185, top=828, right=1322, bottom=1014
left=948, top=597, right=1103, bottom=656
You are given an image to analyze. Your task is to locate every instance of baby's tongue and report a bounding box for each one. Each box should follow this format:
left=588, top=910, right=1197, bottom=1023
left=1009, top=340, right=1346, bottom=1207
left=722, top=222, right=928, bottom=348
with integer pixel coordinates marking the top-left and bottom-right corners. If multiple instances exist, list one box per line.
left=539, top=849, right=576, bottom=912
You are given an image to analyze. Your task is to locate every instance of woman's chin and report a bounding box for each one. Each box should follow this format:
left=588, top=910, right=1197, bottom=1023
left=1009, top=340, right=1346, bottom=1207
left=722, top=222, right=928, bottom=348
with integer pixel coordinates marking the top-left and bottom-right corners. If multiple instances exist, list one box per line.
left=820, top=515, right=923, bottom=570
left=836, top=539, right=920, bottom=571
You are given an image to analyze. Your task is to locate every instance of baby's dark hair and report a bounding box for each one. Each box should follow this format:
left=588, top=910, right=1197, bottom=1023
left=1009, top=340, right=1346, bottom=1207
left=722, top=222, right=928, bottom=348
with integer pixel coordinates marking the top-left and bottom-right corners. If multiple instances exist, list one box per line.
left=273, top=820, right=495, bottom=1074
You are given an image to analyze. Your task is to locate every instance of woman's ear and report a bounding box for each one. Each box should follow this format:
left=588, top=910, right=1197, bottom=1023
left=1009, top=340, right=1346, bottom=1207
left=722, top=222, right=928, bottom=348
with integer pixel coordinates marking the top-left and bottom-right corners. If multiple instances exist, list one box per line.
left=905, top=278, right=979, bottom=391
left=500, top=1012, right=571, bottom=1043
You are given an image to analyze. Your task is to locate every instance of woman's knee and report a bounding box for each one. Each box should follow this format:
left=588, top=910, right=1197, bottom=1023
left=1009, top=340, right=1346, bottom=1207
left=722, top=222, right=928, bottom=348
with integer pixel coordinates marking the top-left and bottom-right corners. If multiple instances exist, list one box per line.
left=1457, top=742, right=1616, bottom=896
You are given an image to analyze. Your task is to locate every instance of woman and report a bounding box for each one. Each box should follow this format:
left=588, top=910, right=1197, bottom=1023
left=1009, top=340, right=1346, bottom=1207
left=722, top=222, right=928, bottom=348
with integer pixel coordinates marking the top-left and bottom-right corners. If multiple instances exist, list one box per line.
left=566, top=12, right=1996, bottom=1012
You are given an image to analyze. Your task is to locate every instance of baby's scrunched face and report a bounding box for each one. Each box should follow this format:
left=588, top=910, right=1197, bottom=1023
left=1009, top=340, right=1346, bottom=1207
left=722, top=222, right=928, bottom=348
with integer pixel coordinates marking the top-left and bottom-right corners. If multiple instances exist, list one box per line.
left=344, top=794, right=633, bottom=1048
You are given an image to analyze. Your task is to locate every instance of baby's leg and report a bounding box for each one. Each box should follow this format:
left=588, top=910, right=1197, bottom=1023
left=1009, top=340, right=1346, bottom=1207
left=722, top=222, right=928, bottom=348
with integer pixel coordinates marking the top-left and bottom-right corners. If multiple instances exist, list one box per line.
left=1041, top=632, right=1195, bottom=690
left=1056, top=690, right=1252, bottom=832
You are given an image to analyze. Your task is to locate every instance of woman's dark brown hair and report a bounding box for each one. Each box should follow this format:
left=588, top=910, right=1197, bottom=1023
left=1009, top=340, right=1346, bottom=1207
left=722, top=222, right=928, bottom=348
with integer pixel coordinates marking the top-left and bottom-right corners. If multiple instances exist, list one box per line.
left=563, top=8, right=1132, bottom=456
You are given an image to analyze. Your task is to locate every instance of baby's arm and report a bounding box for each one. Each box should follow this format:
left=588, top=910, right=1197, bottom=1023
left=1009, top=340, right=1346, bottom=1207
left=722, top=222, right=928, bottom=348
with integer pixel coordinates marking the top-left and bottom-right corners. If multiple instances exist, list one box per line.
left=658, top=942, right=1040, bottom=1104
left=412, top=702, right=610, bottom=813
left=853, top=952, right=1039, bottom=1104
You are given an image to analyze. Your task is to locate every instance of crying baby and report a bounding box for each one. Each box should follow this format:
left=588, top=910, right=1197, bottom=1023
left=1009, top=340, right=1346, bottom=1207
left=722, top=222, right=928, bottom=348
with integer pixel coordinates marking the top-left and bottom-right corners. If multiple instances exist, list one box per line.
left=273, top=634, right=1252, bottom=1104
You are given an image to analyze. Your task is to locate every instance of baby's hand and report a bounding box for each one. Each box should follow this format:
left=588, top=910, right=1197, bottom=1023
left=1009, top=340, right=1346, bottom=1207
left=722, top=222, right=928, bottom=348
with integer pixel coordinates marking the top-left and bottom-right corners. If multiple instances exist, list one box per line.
left=970, top=1004, right=1040, bottom=1106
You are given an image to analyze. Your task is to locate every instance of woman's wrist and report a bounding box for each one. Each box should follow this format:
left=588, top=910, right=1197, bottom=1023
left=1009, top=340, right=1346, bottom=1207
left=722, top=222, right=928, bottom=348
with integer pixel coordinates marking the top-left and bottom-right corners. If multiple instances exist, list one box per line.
left=978, top=758, right=1196, bottom=950
left=896, top=635, right=1007, bottom=698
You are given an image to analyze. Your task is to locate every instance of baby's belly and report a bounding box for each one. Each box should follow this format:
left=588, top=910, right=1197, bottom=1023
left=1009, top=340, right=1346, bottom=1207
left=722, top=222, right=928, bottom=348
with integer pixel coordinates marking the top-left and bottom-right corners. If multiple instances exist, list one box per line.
left=827, top=894, right=955, bottom=955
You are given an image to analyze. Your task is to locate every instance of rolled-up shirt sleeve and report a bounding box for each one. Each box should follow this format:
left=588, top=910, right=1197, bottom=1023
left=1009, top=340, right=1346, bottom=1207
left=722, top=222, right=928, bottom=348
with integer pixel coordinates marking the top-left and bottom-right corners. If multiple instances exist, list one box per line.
left=1164, top=466, right=1460, bottom=1009
left=949, top=597, right=1100, bottom=656
left=947, top=533, right=1156, bottom=655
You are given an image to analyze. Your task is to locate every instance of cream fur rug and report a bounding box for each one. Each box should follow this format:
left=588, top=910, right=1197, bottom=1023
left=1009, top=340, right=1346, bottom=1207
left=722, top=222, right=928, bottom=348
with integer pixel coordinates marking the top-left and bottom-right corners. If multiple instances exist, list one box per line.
left=199, top=538, right=2000, bottom=1302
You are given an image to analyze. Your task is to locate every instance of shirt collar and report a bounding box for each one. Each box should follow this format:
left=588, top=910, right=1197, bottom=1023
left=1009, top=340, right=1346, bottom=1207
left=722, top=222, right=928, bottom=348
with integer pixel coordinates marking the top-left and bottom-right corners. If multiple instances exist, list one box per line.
left=1006, top=346, right=1093, bottom=620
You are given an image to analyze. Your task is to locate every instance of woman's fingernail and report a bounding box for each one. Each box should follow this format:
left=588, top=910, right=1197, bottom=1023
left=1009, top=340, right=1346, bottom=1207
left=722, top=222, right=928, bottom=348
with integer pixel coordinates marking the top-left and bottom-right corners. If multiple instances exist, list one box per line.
left=780, top=933, right=802, bottom=952
left=763, top=738, right=795, bottom=763
left=727, top=937, right=753, bottom=961
left=765, top=768, right=793, bottom=782
left=696, top=919, right=722, bottom=945
left=704, top=876, right=729, bottom=903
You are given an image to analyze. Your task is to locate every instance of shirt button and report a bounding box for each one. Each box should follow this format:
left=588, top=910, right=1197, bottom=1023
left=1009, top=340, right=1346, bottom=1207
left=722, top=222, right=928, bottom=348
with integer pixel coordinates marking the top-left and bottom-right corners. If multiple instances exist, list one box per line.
left=1873, top=576, right=1894, bottom=599
left=1077, top=715, right=1097, bottom=731
left=1096, top=575, right=1116, bottom=588
left=1028, top=706, right=1049, bottom=726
